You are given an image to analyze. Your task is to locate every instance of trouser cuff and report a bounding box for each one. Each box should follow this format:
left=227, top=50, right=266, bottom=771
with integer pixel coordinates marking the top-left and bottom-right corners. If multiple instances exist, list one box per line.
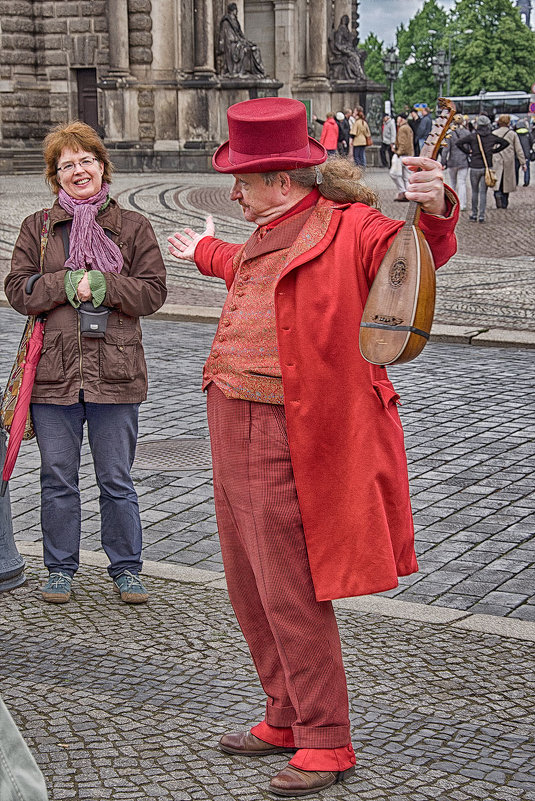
left=289, top=744, right=356, bottom=771
left=251, top=721, right=295, bottom=748
left=265, top=701, right=297, bottom=728
left=291, top=723, right=351, bottom=749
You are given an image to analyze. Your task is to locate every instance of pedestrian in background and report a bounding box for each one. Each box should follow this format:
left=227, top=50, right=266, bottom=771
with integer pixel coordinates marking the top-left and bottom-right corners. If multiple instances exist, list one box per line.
left=456, top=114, right=509, bottom=222
left=319, top=112, right=339, bottom=157
left=168, top=96, right=458, bottom=798
left=491, top=114, right=526, bottom=207
left=336, top=111, right=350, bottom=157
left=440, top=113, right=470, bottom=211
left=380, top=113, right=396, bottom=167
left=408, top=108, right=420, bottom=155
left=350, top=107, right=371, bottom=167
left=4, top=121, right=167, bottom=604
left=416, top=105, right=432, bottom=152
left=391, top=113, right=414, bottom=201
left=514, top=119, right=533, bottom=186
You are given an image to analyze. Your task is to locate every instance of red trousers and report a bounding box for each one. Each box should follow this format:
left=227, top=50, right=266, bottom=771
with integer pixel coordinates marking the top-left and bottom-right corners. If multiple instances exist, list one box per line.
left=207, top=384, right=351, bottom=749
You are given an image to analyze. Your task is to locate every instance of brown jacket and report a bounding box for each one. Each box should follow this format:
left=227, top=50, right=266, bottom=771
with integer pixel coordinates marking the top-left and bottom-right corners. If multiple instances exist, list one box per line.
left=5, top=198, right=167, bottom=405
left=394, top=121, right=414, bottom=157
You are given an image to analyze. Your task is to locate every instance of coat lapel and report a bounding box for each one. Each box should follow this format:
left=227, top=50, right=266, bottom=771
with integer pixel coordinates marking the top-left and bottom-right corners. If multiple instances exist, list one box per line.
left=279, top=197, right=348, bottom=281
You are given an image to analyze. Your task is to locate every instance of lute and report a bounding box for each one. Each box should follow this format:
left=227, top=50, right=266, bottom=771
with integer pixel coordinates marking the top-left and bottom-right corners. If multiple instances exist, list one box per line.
left=359, top=98, right=456, bottom=366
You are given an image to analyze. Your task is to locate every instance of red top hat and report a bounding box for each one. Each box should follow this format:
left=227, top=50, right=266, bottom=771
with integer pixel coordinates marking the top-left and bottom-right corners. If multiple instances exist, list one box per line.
left=213, top=97, right=327, bottom=174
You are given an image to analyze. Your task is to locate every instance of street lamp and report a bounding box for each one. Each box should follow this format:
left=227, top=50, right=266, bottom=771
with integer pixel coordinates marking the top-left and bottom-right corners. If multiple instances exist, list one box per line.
left=382, top=47, right=402, bottom=114
left=432, top=49, right=449, bottom=97
left=430, top=28, right=473, bottom=95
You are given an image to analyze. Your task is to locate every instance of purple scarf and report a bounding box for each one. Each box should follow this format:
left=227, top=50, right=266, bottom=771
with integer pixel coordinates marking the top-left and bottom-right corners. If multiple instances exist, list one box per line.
left=58, top=182, right=123, bottom=273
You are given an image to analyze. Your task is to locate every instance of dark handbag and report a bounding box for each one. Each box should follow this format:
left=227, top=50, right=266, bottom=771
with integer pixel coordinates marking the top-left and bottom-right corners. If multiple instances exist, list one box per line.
left=78, top=302, right=112, bottom=338
left=365, top=135, right=373, bottom=146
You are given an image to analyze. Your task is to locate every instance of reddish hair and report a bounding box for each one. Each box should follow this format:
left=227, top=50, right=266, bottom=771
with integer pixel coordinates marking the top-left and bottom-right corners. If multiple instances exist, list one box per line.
left=43, top=121, right=113, bottom=194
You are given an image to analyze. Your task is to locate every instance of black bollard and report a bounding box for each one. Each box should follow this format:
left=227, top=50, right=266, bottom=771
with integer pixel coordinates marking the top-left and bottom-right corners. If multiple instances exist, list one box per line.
left=0, top=429, right=26, bottom=591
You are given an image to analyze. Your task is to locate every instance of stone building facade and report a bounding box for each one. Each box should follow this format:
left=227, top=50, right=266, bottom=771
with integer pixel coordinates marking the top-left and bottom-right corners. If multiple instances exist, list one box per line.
left=0, top=0, right=384, bottom=172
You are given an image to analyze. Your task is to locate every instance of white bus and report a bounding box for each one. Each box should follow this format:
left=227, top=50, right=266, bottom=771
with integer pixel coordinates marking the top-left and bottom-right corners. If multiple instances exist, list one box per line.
left=448, top=90, right=532, bottom=119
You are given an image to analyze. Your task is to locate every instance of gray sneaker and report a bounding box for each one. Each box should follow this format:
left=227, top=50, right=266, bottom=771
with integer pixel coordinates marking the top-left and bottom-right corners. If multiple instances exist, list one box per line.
left=113, top=571, right=149, bottom=604
left=41, top=571, right=73, bottom=603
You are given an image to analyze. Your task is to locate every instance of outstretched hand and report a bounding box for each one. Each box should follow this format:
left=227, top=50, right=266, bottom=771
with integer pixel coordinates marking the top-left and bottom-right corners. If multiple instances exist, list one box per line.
left=167, top=215, right=215, bottom=263
left=402, top=156, right=447, bottom=217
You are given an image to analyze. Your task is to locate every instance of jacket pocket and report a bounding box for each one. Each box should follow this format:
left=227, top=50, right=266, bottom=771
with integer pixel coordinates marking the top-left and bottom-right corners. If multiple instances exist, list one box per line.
left=372, top=379, right=401, bottom=409
left=34, top=330, right=65, bottom=384
left=99, top=328, right=139, bottom=383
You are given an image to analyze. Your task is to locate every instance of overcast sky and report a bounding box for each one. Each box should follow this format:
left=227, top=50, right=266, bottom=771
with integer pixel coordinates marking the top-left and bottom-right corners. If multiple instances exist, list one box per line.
left=359, top=0, right=458, bottom=45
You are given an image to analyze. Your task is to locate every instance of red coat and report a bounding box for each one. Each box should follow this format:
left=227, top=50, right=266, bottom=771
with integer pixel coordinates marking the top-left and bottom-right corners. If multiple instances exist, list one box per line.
left=195, top=196, right=458, bottom=601
left=320, top=117, right=340, bottom=150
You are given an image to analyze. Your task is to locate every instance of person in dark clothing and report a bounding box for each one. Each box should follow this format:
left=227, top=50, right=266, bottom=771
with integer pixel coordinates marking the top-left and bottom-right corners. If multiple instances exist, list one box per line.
left=336, top=111, right=351, bottom=157
left=456, top=114, right=509, bottom=222
left=416, top=106, right=432, bottom=152
left=407, top=109, right=420, bottom=156
left=514, top=119, right=533, bottom=187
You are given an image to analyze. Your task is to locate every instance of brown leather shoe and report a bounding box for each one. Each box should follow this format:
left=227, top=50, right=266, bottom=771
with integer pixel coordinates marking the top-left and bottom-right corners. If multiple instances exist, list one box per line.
left=269, top=764, right=355, bottom=797
left=219, top=730, right=296, bottom=756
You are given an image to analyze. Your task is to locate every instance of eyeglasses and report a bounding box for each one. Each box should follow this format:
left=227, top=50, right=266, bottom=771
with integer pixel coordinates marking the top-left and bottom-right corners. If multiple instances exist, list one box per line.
left=56, top=157, right=99, bottom=174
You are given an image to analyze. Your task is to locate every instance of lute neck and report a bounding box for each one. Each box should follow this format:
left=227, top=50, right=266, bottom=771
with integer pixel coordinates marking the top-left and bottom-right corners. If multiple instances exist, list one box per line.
left=404, top=135, right=435, bottom=228
left=404, top=199, right=421, bottom=228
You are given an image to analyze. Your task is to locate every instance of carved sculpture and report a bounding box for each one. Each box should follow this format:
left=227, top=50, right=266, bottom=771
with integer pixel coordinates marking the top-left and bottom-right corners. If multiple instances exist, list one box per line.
left=217, top=3, right=266, bottom=78
left=328, top=15, right=367, bottom=82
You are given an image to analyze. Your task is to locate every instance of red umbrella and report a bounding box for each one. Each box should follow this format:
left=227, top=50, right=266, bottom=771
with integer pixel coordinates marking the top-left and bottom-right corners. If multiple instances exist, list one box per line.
left=0, top=318, right=45, bottom=496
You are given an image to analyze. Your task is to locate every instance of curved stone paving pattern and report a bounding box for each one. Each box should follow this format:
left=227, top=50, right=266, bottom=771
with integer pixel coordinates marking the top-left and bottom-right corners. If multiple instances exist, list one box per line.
left=1, top=171, right=534, bottom=328
left=0, top=169, right=534, bottom=800
left=1, top=557, right=535, bottom=800
left=1, top=309, right=533, bottom=621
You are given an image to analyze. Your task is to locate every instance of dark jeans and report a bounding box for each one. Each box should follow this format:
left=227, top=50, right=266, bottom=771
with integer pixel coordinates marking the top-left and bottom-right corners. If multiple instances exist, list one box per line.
left=469, top=168, right=488, bottom=220
left=353, top=145, right=366, bottom=167
left=380, top=142, right=392, bottom=167
left=516, top=161, right=530, bottom=186
left=494, top=188, right=509, bottom=208
left=31, top=400, right=142, bottom=578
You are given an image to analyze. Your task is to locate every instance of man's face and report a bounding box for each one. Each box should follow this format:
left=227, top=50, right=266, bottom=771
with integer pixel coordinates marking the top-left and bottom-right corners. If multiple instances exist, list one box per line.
left=230, top=173, right=285, bottom=225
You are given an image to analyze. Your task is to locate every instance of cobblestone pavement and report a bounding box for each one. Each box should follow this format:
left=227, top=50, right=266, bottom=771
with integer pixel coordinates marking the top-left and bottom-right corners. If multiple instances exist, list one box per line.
left=1, top=168, right=534, bottom=800
left=1, top=306, right=534, bottom=621
left=1, top=555, right=535, bottom=801
left=1, top=169, right=534, bottom=330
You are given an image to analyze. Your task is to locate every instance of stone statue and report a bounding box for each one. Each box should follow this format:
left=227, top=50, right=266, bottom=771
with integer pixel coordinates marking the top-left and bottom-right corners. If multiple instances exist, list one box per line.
left=217, top=3, right=266, bottom=78
left=328, top=15, right=367, bottom=82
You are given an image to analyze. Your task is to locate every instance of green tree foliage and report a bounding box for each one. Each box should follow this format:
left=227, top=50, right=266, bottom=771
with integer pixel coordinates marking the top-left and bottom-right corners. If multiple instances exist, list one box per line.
left=361, top=32, right=387, bottom=86
left=447, top=0, right=535, bottom=94
left=395, top=0, right=448, bottom=109
left=383, top=0, right=535, bottom=111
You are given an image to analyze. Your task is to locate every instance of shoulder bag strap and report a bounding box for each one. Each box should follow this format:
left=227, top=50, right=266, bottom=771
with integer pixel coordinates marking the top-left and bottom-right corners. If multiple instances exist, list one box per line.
left=36, top=210, right=50, bottom=322
left=476, top=134, right=490, bottom=171
left=39, top=209, right=50, bottom=272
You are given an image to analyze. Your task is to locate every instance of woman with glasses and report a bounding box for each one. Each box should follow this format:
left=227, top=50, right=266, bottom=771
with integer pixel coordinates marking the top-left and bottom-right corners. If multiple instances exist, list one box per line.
left=4, top=121, right=167, bottom=605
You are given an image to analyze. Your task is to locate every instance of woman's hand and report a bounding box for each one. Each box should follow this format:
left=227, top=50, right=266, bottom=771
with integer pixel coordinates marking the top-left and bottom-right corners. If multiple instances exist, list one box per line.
left=77, top=272, right=92, bottom=301
left=402, top=156, right=447, bottom=216
left=168, top=216, right=215, bottom=263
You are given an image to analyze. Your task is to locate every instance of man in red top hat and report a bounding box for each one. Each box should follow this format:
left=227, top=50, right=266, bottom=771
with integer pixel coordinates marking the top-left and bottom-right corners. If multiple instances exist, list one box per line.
left=168, top=97, right=458, bottom=797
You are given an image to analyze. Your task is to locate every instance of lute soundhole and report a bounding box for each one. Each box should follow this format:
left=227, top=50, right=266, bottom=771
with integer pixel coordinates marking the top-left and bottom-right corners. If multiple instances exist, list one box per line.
left=389, top=259, right=407, bottom=287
